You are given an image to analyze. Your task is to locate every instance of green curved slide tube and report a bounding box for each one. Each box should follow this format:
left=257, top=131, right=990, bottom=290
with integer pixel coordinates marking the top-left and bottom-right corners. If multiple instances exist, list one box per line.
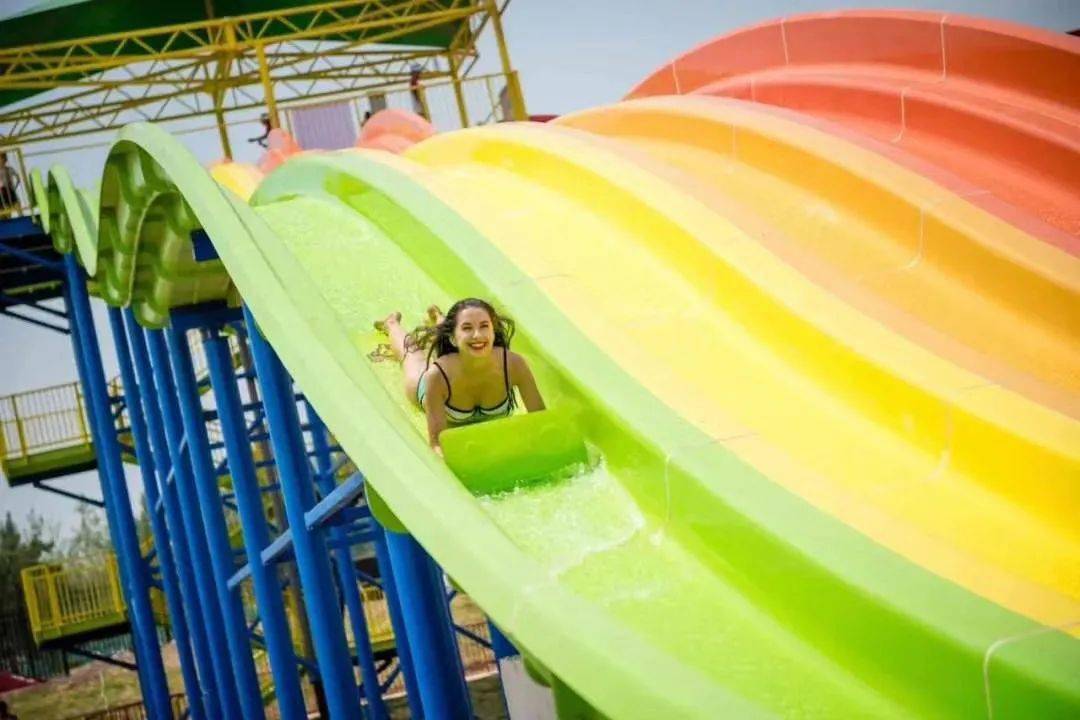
left=42, top=122, right=1080, bottom=719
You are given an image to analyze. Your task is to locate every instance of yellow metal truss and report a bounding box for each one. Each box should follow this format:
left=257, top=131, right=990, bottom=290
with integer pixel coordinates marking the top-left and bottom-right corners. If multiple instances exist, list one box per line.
left=0, top=0, right=524, bottom=150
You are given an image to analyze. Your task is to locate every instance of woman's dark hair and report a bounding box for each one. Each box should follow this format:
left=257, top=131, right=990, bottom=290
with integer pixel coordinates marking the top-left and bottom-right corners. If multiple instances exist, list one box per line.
left=408, top=298, right=515, bottom=363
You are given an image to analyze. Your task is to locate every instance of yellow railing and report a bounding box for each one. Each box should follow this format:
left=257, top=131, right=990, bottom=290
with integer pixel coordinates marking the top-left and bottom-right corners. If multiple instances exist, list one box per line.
left=360, top=585, right=395, bottom=647
left=238, top=579, right=393, bottom=668
left=21, top=556, right=125, bottom=644
left=0, top=381, right=92, bottom=462
left=282, top=70, right=523, bottom=140
left=66, top=693, right=189, bottom=720
left=1, top=330, right=236, bottom=470
left=403, top=70, right=525, bottom=128
left=21, top=553, right=169, bottom=645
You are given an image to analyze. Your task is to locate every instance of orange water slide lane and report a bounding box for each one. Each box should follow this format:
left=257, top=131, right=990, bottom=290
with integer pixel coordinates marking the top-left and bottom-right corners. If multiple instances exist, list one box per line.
left=628, top=10, right=1080, bottom=250
left=403, top=115, right=1080, bottom=631
left=557, top=96, right=1080, bottom=419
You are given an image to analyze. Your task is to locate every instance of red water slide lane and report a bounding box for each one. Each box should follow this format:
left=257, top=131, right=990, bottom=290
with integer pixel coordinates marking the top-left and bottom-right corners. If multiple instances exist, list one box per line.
left=628, top=11, right=1080, bottom=252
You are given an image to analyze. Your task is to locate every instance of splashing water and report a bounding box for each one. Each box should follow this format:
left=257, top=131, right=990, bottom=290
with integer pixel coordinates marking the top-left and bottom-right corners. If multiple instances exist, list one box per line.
left=478, top=460, right=646, bottom=577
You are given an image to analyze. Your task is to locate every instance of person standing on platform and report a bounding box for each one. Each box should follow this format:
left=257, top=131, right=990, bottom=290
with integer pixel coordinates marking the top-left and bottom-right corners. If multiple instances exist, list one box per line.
left=0, top=153, right=21, bottom=217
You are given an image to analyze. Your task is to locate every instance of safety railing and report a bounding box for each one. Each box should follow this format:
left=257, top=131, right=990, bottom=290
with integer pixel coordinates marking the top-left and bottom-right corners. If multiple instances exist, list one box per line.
left=457, top=620, right=498, bottom=680
left=20, top=553, right=169, bottom=646
left=64, top=693, right=188, bottom=720
left=360, top=584, right=395, bottom=648
left=356, top=70, right=524, bottom=131
left=258, top=584, right=495, bottom=700
left=282, top=70, right=524, bottom=141
left=1, top=330, right=237, bottom=474
left=21, top=556, right=126, bottom=645
left=270, top=582, right=387, bottom=659
left=376, top=618, right=497, bottom=698
left=0, top=144, right=34, bottom=220
left=0, top=381, right=92, bottom=462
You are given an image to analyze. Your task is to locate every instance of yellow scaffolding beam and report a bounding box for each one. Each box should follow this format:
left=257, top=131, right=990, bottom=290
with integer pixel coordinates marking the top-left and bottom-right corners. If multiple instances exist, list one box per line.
left=484, top=0, right=525, bottom=120
left=0, top=0, right=524, bottom=145
left=0, top=1, right=476, bottom=79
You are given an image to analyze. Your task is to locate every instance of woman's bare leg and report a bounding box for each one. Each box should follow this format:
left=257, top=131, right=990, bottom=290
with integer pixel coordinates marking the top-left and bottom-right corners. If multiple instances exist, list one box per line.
left=382, top=312, right=428, bottom=402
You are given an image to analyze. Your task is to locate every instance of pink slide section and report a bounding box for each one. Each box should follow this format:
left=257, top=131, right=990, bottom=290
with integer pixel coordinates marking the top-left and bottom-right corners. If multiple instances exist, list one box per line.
left=628, top=11, right=1080, bottom=252
left=355, top=109, right=435, bottom=153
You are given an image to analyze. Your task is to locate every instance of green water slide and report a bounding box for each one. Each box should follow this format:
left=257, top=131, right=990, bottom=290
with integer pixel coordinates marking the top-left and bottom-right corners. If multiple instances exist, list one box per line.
left=48, top=123, right=1079, bottom=719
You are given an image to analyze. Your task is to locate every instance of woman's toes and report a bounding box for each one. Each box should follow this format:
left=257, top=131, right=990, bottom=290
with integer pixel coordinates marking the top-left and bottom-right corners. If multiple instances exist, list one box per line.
left=374, top=311, right=402, bottom=334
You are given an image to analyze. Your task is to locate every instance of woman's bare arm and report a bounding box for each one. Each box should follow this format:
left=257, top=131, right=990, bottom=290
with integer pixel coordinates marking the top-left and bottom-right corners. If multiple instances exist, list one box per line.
left=420, top=366, right=449, bottom=455
left=510, top=353, right=545, bottom=412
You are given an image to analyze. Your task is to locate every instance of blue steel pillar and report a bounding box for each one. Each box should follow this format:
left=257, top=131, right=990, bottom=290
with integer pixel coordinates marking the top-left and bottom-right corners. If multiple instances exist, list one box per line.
left=381, top=529, right=473, bottom=720
left=145, top=329, right=243, bottom=720
left=203, top=326, right=306, bottom=719
left=61, top=255, right=172, bottom=719
left=125, top=310, right=222, bottom=719
left=488, top=623, right=517, bottom=661
left=243, top=307, right=361, bottom=720
left=163, top=324, right=265, bottom=720
left=371, top=524, right=423, bottom=719
left=108, top=308, right=204, bottom=720
left=306, top=402, right=388, bottom=720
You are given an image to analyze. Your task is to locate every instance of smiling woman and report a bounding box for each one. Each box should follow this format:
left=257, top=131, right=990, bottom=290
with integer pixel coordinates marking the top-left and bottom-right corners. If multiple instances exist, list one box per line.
left=374, top=297, right=546, bottom=452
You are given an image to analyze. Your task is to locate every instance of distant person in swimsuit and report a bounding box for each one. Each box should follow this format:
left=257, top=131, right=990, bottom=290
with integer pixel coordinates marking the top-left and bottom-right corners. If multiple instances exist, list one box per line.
left=248, top=113, right=272, bottom=148
left=376, top=298, right=545, bottom=454
left=408, top=63, right=428, bottom=119
left=0, top=152, right=20, bottom=215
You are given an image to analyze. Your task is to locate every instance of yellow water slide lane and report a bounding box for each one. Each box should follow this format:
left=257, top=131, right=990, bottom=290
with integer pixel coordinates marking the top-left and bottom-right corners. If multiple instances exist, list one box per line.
left=558, top=97, right=1080, bottom=417
left=401, top=115, right=1080, bottom=631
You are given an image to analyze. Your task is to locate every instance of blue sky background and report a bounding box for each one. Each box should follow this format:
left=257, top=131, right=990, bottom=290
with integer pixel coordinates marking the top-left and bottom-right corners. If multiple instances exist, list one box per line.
left=1, top=0, right=1078, bottom=539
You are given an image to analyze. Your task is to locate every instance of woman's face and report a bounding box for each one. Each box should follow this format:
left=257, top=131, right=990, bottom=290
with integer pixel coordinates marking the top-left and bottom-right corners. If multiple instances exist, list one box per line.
left=454, top=306, right=496, bottom=358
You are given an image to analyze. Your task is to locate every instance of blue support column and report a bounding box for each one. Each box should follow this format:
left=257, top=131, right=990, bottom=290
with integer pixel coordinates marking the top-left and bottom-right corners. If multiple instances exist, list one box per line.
left=306, top=402, right=388, bottom=720
left=381, top=529, right=473, bottom=720
left=145, top=329, right=243, bottom=720
left=203, top=327, right=306, bottom=719
left=125, top=310, right=222, bottom=719
left=371, top=524, right=423, bottom=719
left=243, top=307, right=361, bottom=720
left=488, top=622, right=517, bottom=662
left=61, top=255, right=172, bottom=719
left=108, top=308, right=204, bottom=720
left=163, top=324, right=265, bottom=720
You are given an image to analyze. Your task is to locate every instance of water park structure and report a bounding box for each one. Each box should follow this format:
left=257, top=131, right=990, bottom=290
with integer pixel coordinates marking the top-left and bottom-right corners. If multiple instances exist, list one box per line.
left=0, top=2, right=1078, bottom=719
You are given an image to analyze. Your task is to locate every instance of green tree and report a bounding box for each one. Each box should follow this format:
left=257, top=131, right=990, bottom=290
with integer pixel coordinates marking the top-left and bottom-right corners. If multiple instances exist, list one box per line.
left=0, top=510, right=55, bottom=615
left=64, top=503, right=112, bottom=560
left=136, top=492, right=152, bottom=546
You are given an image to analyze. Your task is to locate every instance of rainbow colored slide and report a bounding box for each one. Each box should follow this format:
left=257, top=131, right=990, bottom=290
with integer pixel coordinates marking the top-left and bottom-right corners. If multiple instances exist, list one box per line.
left=44, top=10, right=1077, bottom=718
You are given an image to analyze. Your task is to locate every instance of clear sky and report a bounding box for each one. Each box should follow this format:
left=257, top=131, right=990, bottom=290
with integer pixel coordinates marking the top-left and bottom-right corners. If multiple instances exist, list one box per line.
left=1, top=0, right=1078, bottom=539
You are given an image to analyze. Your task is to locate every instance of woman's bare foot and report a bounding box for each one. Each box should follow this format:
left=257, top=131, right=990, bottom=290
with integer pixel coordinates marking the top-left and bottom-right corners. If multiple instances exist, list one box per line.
left=367, top=343, right=395, bottom=363
left=426, top=305, right=444, bottom=326
left=374, top=311, right=402, bottom=334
